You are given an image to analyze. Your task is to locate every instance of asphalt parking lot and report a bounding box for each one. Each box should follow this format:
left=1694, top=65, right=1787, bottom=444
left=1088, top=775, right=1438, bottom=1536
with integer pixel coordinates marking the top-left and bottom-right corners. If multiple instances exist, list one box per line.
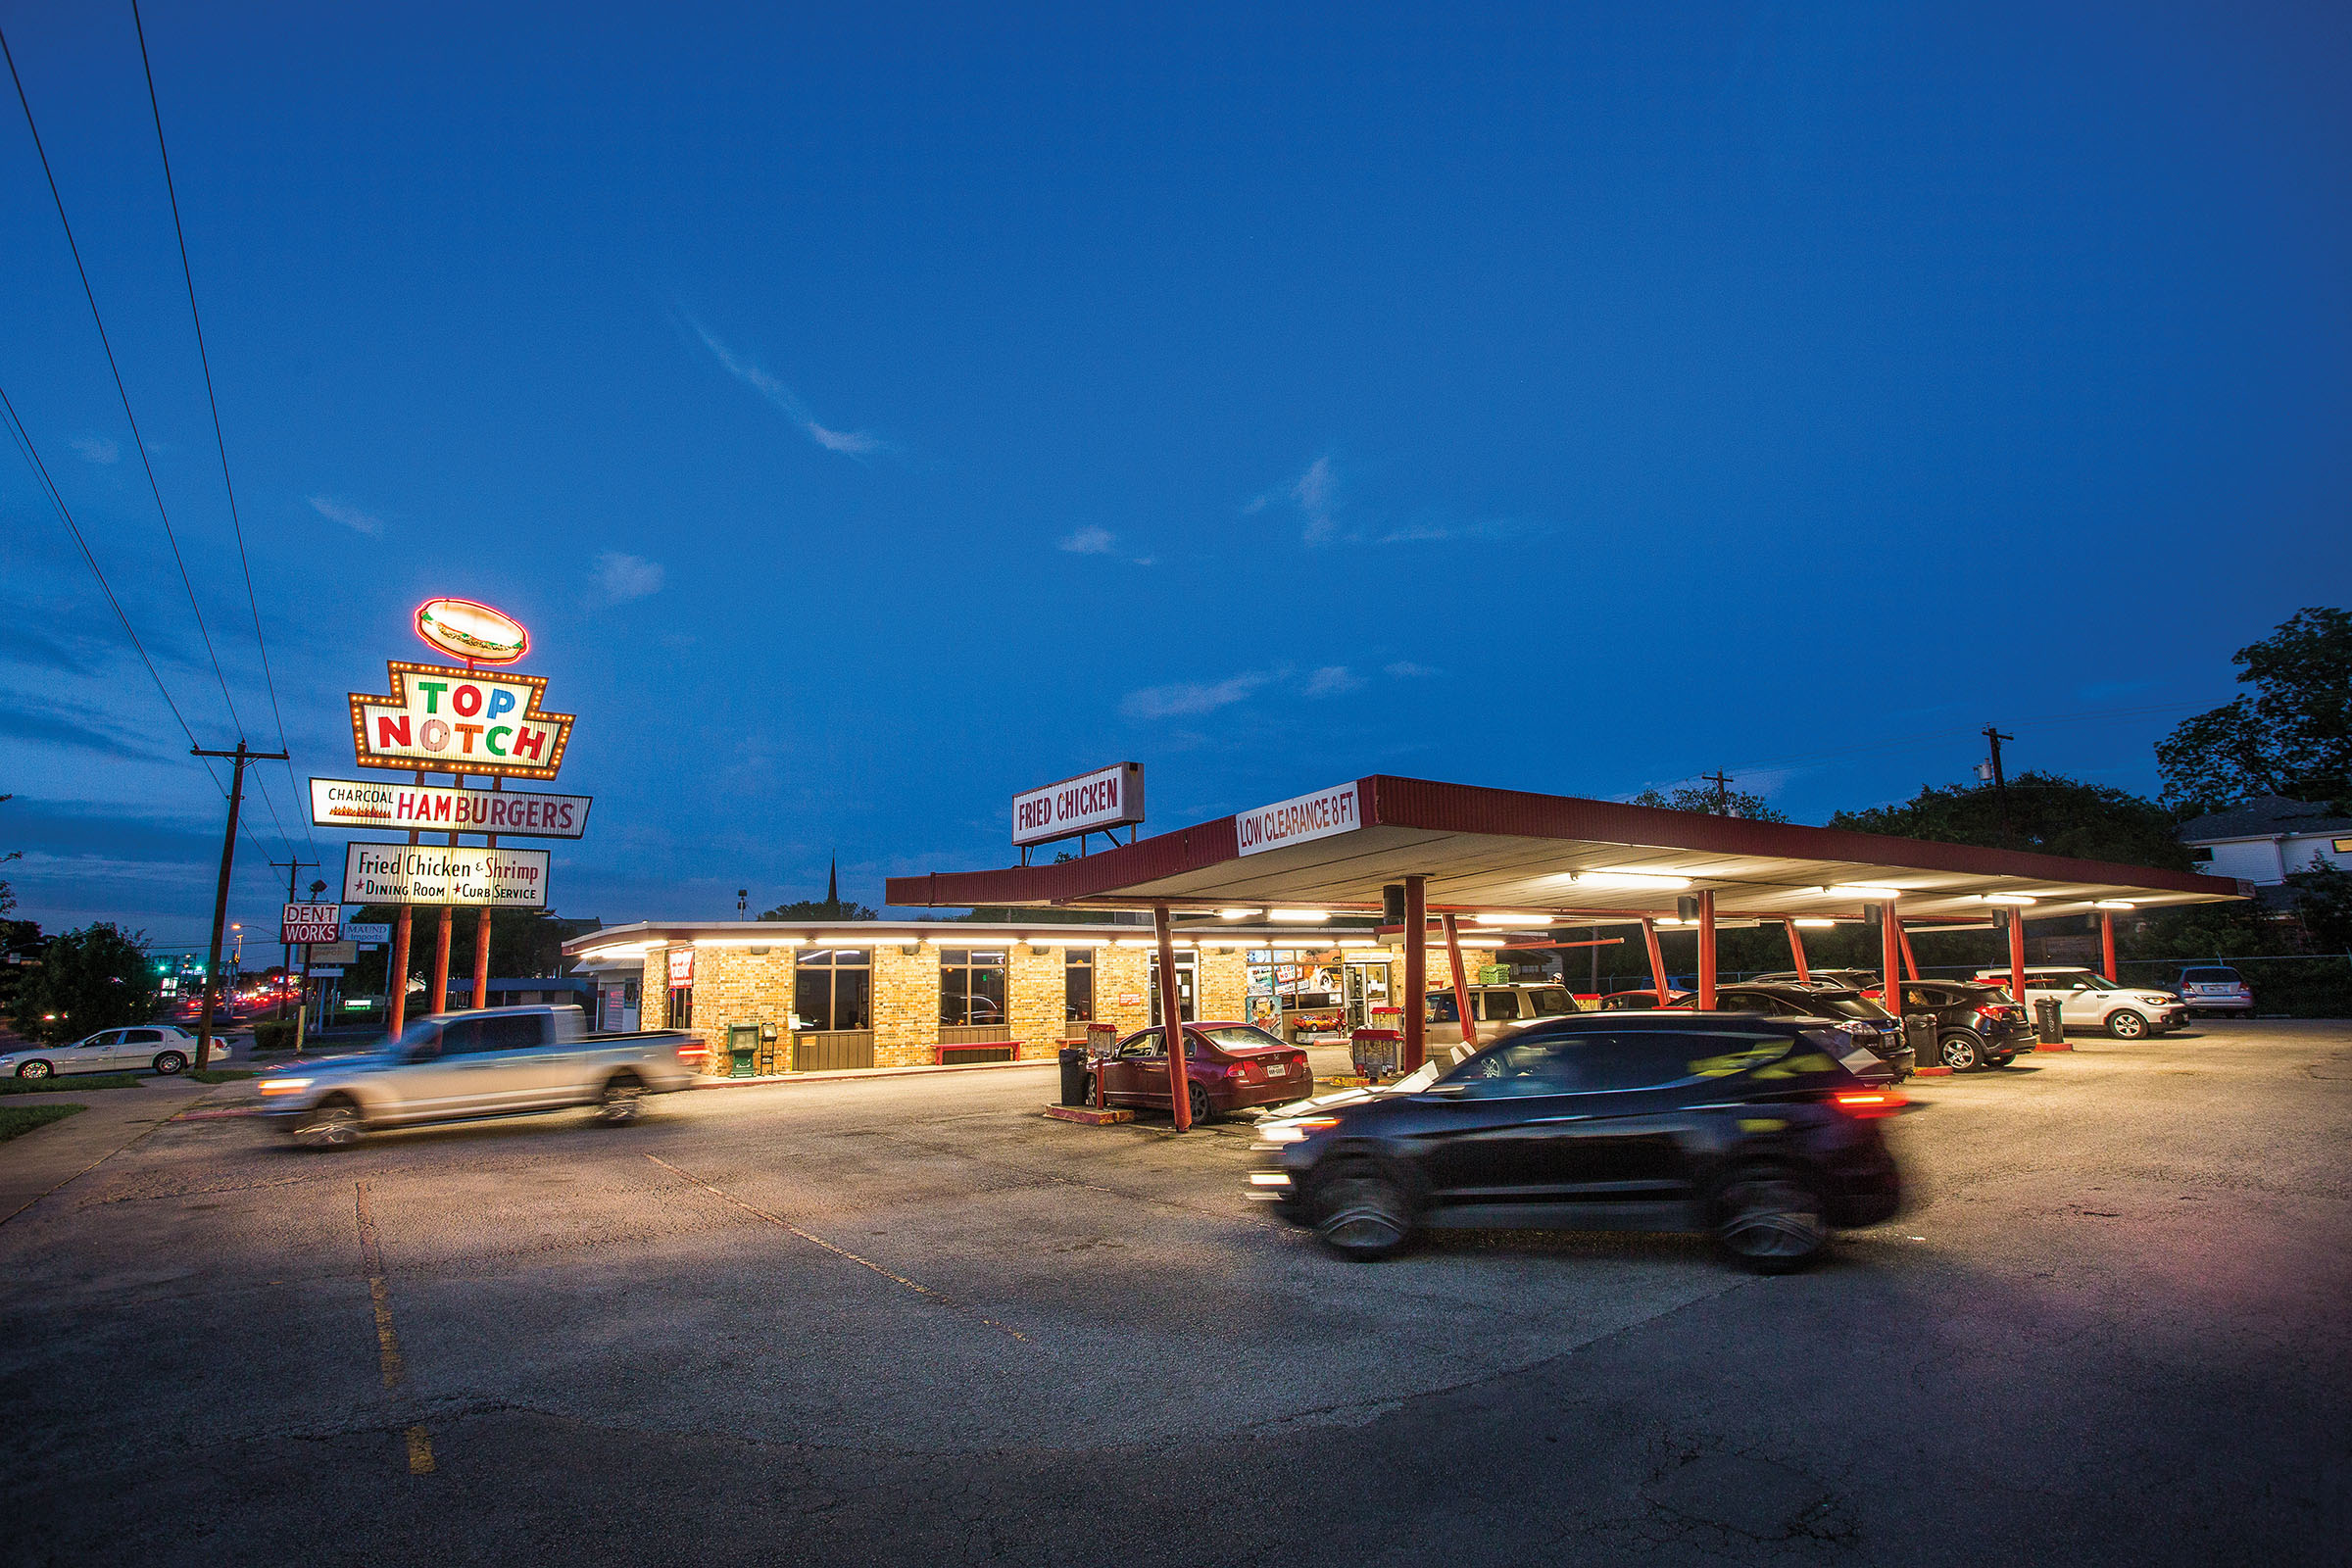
left=2, top=1020, right=2347, bottom=1567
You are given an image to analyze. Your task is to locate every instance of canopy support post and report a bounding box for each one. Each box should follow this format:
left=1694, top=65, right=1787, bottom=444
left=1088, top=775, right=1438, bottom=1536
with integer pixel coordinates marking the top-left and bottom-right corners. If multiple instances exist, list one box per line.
left=1443, top=912, right=1479, bottom=1052
left=1695, top=891, right=1717, bottom=1009
left=1154, top=903, right=1190, bottom=1130
left=1881, top=900, right=1902, bottom=1012
left=2100, top=910, right=2118, bottom=984
left=1897, top=922, right=1921, bottom=982
left=1642, top=917, right=1668, bottom=1003
left=1401, top=876, right=1428, bottom=1073
left=2008, top=907, right=2029, bottom=1015
left=1784, top=918, right=1811, bottom=984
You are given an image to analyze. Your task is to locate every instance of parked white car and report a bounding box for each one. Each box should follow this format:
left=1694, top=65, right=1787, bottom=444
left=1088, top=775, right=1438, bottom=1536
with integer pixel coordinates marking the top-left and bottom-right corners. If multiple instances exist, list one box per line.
left=1970, top=966, right=2187, bottom=1040
left=0, top=1024, right=204, bottom=1079
left=2174, top=965, right=2255, bottom=1016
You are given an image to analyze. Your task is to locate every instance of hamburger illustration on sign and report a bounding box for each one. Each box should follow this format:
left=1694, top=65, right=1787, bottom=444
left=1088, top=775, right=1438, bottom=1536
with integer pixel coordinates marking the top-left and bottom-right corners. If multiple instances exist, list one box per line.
left=415, top=597, right=529, bottom=665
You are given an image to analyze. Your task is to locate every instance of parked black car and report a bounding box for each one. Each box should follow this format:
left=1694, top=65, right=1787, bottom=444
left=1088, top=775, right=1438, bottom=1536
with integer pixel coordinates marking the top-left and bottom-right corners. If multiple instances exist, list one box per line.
left=1753, top=968, right=1881, bottom=993
left=1666, top=981, right=1914, bottom=1081
left=1249, top=1014, right=1905, bottom=1272
left=1889, top=980, right=2033, bottom=1069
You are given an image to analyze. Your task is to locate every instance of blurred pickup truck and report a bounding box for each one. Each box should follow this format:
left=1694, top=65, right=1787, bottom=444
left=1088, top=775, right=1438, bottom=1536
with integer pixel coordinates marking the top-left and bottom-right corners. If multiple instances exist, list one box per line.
left=260, top=1004, right=707, bottom=1148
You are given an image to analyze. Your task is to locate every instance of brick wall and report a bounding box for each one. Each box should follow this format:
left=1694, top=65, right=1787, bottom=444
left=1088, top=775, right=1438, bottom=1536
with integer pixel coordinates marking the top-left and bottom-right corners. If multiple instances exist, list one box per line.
left=1007, top=942, right=1069, bottom=1049
left=689, top=947, right=797, bottom=1073
left=870, top=942, right=935, bottom=1067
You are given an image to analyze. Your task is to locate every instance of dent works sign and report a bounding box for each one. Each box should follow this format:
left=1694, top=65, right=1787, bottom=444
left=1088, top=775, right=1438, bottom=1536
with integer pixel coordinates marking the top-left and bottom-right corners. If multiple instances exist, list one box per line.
left=280, top=903, right=341, bottom=945
left=348, top=662, right=575, bottom=780
left=341, top=842, right=552, bottom=907
left=1012, top=761, right=1147, bottom=847
left=1236, top=780, right=1361, bottom=858
left=310, top=777, right=592, bottom=839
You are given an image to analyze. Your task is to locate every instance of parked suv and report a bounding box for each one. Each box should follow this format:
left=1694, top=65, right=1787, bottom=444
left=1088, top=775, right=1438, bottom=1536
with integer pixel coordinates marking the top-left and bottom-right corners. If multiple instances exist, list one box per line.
left=2174, top=965, right=2254, bottom=1017
left=1250, top=1013, right=1905, bottom=1272
left=260, top=1004, right=704, bottom=1148
left=1968, top=966, right=2187, bottom=1039
left=1426, top=984, right=1580, bottom=1050
left=1890, top=980, right=2032, bottom=1069
left=1665, top=982, right=1914, bottom=1081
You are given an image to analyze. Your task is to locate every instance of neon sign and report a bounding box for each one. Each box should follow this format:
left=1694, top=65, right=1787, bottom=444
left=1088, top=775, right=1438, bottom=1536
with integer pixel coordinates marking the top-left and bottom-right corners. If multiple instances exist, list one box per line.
left=415, top=598, right=529, bottom=665
left=347, top=662, right=575, bottom=780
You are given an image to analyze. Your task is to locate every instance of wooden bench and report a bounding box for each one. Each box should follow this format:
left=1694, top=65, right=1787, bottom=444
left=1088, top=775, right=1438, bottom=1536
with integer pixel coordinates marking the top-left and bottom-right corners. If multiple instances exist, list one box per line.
left=935, top=1040, right=1023, bottom=1064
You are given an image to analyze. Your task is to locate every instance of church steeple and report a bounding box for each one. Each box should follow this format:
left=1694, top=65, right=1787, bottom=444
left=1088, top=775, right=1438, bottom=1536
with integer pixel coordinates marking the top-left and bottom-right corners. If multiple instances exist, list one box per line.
left=826, top=856, right=839, bottom=913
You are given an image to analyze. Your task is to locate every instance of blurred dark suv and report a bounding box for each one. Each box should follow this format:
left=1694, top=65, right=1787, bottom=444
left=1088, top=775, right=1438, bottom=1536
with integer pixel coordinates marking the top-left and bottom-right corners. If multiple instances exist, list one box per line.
left=1250, top=1013, right=1905, bottom=1273
left=1889, top=980, right=2033, bottom=1069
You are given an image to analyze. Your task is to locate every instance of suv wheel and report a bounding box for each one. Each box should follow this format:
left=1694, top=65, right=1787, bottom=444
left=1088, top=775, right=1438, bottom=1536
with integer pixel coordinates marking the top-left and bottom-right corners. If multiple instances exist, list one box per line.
left=295, top=1097, right=364, bottom=1150
left=597, top=1073, right=646, bottom=1124
left=1310, top=1166, right=1412, bottom=1260
left=1714, top=1165, right=1827, bottom=1274
left=2105, top=1009, right=2148, bottom=1041
left=1938, top=1030, right=1984, bottom=1071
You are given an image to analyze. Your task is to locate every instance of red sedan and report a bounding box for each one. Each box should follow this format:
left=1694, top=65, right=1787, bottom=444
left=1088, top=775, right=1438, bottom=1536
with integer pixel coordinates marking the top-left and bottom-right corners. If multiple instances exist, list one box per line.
left=1087, top=1022, right=1313, bottom=1121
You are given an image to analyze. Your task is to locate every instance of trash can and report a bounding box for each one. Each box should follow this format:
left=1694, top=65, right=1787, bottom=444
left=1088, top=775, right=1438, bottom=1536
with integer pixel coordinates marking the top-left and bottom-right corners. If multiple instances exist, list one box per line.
left=727, top=1023, right=760, bottom=1077
left=1058, top=1047, right=1089, bottom=1106
left=2034, top=999, right=2065, bottom=1046
left=1902, top=1013, right=1936, bottom=1071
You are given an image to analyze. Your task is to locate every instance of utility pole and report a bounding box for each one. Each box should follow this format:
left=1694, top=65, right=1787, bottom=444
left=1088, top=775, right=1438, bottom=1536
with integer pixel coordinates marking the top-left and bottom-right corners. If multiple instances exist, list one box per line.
left=191, top=741, right=287, bottom=1070
left=270, top=856, right=319, bottom=1021
left=1981, top=724, right=2015, bottom=848
left=301, top=877, right=326, bottom=1047
left=1702, top=770, right=1734, bottom=815
left=737, top=888, right=749, bottom=920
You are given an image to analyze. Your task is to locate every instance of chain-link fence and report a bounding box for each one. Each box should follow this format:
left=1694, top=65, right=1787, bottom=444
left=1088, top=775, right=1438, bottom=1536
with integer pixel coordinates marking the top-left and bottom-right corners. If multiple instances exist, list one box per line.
left=1571, top=954, right=2352, bottom=1017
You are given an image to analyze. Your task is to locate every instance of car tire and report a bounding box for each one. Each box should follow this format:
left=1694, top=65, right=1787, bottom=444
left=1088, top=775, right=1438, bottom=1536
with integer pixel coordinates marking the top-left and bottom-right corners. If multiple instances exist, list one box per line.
left=597, top=1072, right=646, bottom=1124
left=1309, top=1165, right=1413, bottom=1260
left=1713, top=1164, right=1828, bottom=1275
left=1081, top=1071, right=1101, bottom=1105
left=1938, top=1030, right=1984, bottom=1071
left=1988, top=1053, right=2016, bottom=1067
left=16, top=1060, right=54, bottom=1080
left=2106, top=1009, right=2149, bottom=1041
left=153, top=1051, right=187, bottom=1075
left=294, top=1096, right=365, bottom=1150
left=1186, top=1083, right=1214, bottom=1126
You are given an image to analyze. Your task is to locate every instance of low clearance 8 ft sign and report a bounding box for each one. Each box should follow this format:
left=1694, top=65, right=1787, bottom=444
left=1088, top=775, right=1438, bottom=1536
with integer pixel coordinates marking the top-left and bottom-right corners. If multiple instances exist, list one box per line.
left=349, top=662, right=576, bottom=780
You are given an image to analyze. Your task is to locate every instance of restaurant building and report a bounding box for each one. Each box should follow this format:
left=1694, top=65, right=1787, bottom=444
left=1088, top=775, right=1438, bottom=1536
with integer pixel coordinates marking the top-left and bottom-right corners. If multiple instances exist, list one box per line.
left=563, top=919, right=1509, bottom=1073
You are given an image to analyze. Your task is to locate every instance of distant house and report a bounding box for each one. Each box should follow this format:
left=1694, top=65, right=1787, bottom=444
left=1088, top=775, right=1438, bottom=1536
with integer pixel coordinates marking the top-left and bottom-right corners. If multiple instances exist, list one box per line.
left=2176, top=796, right=2352, bottom=887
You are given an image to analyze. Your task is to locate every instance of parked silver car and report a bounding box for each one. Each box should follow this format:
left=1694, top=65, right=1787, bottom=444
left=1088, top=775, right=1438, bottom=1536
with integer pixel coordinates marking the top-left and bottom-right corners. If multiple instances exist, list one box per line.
left=260, top=1004, right=704, bottom=1148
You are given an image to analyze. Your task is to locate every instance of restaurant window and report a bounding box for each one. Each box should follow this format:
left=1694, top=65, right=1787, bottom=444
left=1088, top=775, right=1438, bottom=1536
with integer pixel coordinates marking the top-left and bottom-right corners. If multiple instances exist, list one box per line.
left=940, top=949, right=1008, bottom=1026
left=1064, top=949, right=1095, bottom=1023
left=1148, top=952, right=1197, bottom=1026
left=666, top=982, right=693, bottom=1029
left=794, top=949, right=871, bottom=1031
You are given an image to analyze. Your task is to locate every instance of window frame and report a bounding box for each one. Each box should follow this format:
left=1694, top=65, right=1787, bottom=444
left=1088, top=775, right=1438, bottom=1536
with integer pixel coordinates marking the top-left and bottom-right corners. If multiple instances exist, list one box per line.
left=794, top=949, right=872, bottom=1032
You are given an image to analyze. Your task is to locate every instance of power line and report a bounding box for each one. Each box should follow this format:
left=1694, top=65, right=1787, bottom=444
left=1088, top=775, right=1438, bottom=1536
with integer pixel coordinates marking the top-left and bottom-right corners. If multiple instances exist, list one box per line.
left=1, top=18, right=247, bottom=744
left=128, top=0, right=315, bottom=858
left=1, top=378, right=277, bottom=872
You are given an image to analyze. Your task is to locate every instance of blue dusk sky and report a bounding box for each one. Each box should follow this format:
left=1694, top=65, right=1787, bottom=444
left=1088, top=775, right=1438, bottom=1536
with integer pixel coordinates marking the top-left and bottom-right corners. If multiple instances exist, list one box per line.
left=2, top=2, right=2347, bottom=949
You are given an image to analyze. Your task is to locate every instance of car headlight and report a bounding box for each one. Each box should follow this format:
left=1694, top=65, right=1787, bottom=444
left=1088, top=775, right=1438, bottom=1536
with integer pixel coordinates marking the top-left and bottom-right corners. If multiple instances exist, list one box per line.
left=1258, top=1116, right=1340, bottom=1144
left=257, top=1077, right=315, bottom=1097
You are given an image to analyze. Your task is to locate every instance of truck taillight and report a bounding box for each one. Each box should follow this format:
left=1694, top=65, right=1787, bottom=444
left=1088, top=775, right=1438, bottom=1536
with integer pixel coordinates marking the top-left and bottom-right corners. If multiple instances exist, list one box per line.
left=675, top=1039, right=708, bottom=1064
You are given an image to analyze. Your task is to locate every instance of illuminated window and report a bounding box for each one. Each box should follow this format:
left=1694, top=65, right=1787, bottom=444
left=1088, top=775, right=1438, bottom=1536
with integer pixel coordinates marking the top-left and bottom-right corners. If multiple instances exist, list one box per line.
left=795, top=949, right=870, bottom=1031
left=1064, top=949, right=1094, bottom=1023
left=940, top=949, right=1008, bottom=1027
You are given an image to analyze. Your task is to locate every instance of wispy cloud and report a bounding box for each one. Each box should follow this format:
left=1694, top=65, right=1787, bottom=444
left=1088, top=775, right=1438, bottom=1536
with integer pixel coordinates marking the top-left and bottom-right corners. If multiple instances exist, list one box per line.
left=0, top=696, right=167, bottom=760
left=1302, top=665, right=1364, bottom=698
left=1376, top=516, right=1539, bottom=545
left=70, top=435, right=119, bottom=465
left=308, top=495, right=383, bottom=535
left=1384, top=661, right=1437, bottom=678
left=1119, top=671, right=1270, bottom=720
left=1246, top=455, right=1342, bottom=544
left=692, top=322, right=885, bottom=458
left=1060, top=526, right=1116, bottom=555
left=595, top=551, right=666, bottom=603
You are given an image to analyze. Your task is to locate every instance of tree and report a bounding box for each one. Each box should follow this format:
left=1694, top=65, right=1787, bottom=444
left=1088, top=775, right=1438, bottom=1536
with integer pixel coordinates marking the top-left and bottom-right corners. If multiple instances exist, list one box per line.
left=1828, top=771, right=2189, bottom=870
left=11, top=923, right=163, bottom=1045
left=760, top=898, right=878, bottom=921
left=2157, top=607, right=2352, bottom=813
left=2287, top=863, right=2352, bottom=953
left=0, top=790, right=19, bottom=918
left=1627, top=784, right=1788, bottom=823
